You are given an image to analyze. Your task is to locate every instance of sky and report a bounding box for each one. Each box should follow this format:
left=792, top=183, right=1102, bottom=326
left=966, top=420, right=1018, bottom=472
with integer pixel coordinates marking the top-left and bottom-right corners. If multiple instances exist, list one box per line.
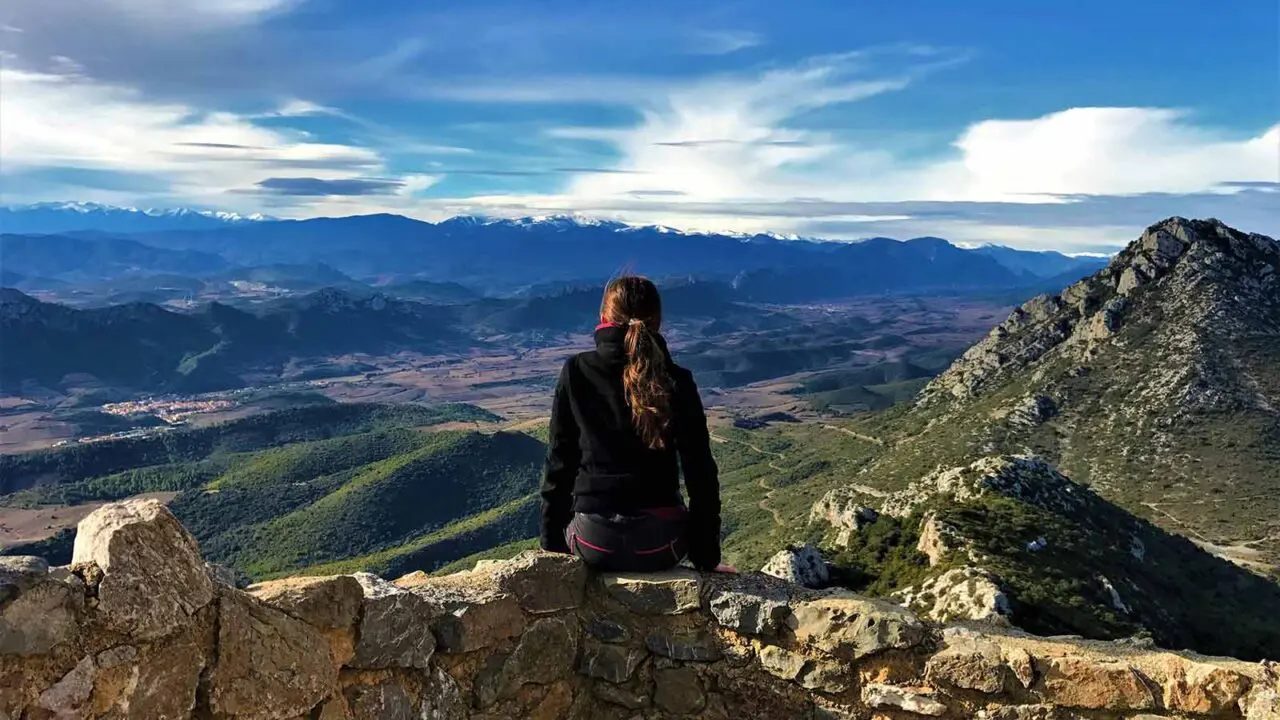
left=0, top=0, right=1277, bottom=252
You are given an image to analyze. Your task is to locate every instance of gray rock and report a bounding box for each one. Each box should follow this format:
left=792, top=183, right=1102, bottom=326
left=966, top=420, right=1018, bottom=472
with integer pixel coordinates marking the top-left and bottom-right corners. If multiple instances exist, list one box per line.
left=654, top=666, right=706, bottom=716
left=645, top=628, right=722, bottom=662
left=344, top=679, right=415, bottom=720
left=594, top=682, right=651, bottom=710
left=71, top=499, right=214, bottom=640
left=499, top=617, right=579, bottom=696
left=578, top=641, right=648, bottom=684
left=0, top=576, right=79, bottom=655
left=601, top=569, right=701, bottom=615
left=925, top=629, right=1015, bottom=694
left=408, top=581, right=525, bottom=653
left=791, top=593, right=928, bottom=661
left=205, top=562, right=251, bottom=589
left=585, top=616, right=630, bottom=643
left=809, top=489, right=879, bottom=547
left=707, top=580, right=791, bottom=637
left=35, top=655, right=96, bottom=717
left=418, top=666, right=468, bottom=720
left=350, top=573, right=436, bottom=669
left=108, top=626, right=207, bottom=719
left=0, top=556, right=48, bottom=604
left=208, top=588, right=337, bottom=720
left=474, top=550, right=588, bottom=614
left=760, top=544, right=829, bottom=588
left=893, top=567, right=1012, bottom=625
left=248, top=574, right=363, bottom=631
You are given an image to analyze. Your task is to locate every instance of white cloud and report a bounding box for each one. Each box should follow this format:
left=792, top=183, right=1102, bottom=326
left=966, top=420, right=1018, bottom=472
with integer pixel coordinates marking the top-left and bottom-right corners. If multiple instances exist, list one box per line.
left=0, top=65, right=442, bottom=214
left=910, top=108, right=1280, bottom=201
left=451, top=59, right=1278, bottom=250
left=92, top=0, right=296, bottom=25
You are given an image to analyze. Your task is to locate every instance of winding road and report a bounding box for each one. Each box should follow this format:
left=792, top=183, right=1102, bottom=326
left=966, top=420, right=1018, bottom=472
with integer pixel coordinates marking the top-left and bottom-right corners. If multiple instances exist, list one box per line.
left=710, top=432, right=788, bottom=527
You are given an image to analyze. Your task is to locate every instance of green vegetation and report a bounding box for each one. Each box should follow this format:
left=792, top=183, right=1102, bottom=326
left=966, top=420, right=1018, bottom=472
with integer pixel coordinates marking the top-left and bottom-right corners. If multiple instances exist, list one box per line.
left=820, top=514, right=938, bottom=596
left=0, top=403, right=500, bottom=498
left=198, top=432, right=542, bottom=577
left=938, top=494, right=1280, bottom=661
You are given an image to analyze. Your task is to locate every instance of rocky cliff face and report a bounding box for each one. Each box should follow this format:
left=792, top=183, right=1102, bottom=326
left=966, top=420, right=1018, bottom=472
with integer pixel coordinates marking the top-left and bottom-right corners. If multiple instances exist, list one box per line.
left=807, top=219, right=1280, bottom=655
left=3, top=499, right=1278, bottom=720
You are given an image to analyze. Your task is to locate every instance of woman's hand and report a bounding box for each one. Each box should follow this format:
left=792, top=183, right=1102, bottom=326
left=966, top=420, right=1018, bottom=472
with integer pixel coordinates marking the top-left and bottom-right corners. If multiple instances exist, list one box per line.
left=713, top=563, right=738, bottom=573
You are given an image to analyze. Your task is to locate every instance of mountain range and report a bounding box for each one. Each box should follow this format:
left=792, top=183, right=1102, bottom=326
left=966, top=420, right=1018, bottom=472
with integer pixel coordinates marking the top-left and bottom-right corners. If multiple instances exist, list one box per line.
left=1, top=203, right=1108, bottom=300
left=0, top=277, right=807, bottom=393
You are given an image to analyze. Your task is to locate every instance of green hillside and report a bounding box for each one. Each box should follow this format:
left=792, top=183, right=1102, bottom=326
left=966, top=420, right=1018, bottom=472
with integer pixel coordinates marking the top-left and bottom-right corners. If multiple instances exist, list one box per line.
left=188, top=431, right=544, bottom=577
left=0, top=402, right=499, bottom=500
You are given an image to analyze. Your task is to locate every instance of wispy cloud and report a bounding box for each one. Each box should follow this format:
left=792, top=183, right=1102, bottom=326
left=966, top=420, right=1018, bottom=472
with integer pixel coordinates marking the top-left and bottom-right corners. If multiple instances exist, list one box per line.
left=176, top=141, right=268, bottom=150
left=254, top=177, right=405, bottom=196
left=688, top=30, right=763, bottom=56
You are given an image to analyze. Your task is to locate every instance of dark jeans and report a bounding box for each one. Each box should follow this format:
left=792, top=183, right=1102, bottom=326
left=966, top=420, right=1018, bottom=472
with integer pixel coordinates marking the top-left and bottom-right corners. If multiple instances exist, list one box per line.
left=565, top=508, right=688, bottom=573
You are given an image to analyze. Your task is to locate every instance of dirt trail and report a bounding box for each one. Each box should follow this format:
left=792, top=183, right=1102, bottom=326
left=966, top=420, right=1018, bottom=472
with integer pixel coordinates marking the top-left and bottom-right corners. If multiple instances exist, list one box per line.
left=820, top=424, right=886, bottom=447
left=711, top=433, right=787, bottom=527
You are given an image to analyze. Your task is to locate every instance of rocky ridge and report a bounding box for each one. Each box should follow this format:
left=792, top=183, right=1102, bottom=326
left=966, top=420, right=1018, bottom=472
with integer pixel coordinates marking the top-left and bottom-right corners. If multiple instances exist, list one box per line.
left=921, top=217, right=1280, bottom=407
left=2, top=498, right=1278, bottom=719
left=803, top=218, right=1280, bottom=651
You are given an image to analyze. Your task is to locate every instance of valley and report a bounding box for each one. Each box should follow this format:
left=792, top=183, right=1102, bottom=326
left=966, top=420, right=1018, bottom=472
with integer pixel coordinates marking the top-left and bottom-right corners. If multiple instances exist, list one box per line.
left=3, top=209, right=1278, bottom=664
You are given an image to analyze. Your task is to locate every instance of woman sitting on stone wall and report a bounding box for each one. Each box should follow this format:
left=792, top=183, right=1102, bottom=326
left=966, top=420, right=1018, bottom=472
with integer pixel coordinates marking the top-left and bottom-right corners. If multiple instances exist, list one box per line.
left=539, top=275, right=735, bottom=574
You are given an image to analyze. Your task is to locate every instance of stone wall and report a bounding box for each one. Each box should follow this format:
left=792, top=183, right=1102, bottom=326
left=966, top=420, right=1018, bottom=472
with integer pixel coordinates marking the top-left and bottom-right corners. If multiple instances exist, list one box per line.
left=2, top=499, right=1277, bottom=720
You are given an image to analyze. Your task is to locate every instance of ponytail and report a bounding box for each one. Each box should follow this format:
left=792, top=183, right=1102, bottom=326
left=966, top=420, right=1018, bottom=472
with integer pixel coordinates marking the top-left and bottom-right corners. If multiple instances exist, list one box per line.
left=601, top=275, right=674, bottom=450
left=622, top=318, right=673, bottom=450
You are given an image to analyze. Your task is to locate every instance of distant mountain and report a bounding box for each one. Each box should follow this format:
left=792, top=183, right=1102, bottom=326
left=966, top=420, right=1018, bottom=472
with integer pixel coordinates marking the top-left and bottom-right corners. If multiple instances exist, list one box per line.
left=379, top=279, right=481, bottom=304
left=728, top=237, right=1028, bottom=302
left=125, top=212, right=1108, bottom=298
left=0, top=287, right=469, bottom=393
left=0, top=279, right=788, bottom=392
left=0, top=202, right=268, bottom=234
left=972, top=244, right=1111, bottom=279
left=0, top=233, right=231, bottom=281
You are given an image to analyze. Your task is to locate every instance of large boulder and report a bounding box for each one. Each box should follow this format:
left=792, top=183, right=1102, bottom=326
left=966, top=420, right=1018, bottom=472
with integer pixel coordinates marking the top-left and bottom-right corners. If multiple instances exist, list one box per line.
left=208, top=588, right=338, bottom=720
left=760, top=544, right=829, bottom=588
left=809, top=488, right=879, bottom=547
left=71, top=499, right=214, bottom=640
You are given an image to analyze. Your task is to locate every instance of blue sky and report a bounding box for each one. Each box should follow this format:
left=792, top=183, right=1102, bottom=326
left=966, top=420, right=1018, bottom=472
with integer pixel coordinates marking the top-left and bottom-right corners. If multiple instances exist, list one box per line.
left=1, top=0, right=1276, bottom=251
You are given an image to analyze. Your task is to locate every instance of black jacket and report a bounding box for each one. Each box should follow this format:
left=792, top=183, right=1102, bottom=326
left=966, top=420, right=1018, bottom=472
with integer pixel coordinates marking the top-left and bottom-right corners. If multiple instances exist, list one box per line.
left=540, top=325, right=722, bottom=569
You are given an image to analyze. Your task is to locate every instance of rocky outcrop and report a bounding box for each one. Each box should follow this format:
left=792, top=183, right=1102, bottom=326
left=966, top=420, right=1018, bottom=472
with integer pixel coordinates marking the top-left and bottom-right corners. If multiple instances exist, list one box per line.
left=3, top=498, right=1278, bottom=719
left=809, top=487, right=879, bottom=547
left=893, top=567, right=1013, bottom=625
left=921, top=217, right=1280, bottom=404
left=760, top=544, right=830, bottom=588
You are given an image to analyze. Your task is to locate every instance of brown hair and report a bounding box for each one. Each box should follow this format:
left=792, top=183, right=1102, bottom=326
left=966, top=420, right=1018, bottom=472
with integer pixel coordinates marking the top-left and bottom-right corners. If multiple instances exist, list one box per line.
left=601, top=275, right=673, bottom=450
